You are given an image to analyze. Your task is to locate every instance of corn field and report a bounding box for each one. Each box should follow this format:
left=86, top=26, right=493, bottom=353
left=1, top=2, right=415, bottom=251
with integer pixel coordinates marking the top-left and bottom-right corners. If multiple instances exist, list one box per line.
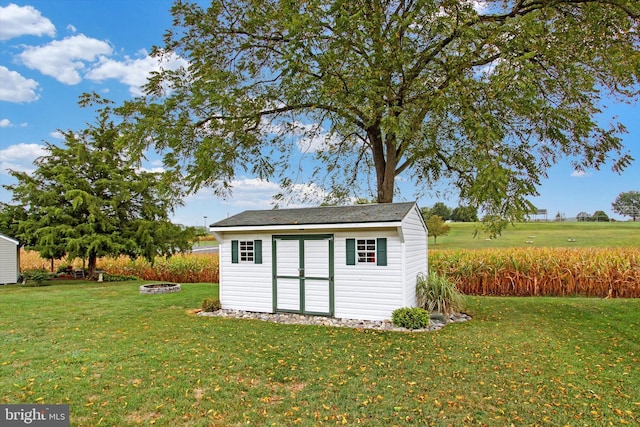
left=430, top=247, right=640, bottom=298
left=19, top=250, right=219, bottom=283
left=98, top=254, right=220, bottom=283
left=19, top=247, right=639, bottom=297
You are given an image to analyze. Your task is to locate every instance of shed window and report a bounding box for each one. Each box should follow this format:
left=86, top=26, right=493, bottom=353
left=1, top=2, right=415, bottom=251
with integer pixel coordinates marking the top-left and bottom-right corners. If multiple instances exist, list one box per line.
left=357, top=239, right=376, bottom=263
left=240, top=241, right=254, bottom=262
left=231, top=240, right=262, bottom=264
left=346, top=238, right=387, bottom=266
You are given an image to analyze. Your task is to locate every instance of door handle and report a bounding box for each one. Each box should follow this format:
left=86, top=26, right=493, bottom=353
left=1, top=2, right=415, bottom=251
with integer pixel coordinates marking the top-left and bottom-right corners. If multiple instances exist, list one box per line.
left=299, top=268, right=304, bottom=277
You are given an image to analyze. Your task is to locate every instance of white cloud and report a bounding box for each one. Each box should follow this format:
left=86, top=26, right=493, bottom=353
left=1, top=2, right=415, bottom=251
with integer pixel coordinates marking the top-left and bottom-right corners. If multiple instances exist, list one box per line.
left=0, top=3, right=56, bottom=41
left=471, top=1, right=489, bottom=13
left=222, top=178, right=282, bottom=209
left=0, top=143, right=47, bottom=175
left=292, top=121, right=340, bottom=153
left=49, top=130, right=64, bottom=139
left=17, top=34, right=113, bottom=85
left=571, top=170, right=591, bottom=178
left=264, top=119, right=339, bottom=153
left=137, top=166, right=166, bottom=174
left=0, top=118, right=11, bottom=128
left=0, top=66, right=40, bottom=102
left=186, top=177, right=328, bottom=210
left=66, top=24, right=77, bottom=33
left=86, top=50, right=188, bottom=95
left=279, top=181, right=329, bottom=206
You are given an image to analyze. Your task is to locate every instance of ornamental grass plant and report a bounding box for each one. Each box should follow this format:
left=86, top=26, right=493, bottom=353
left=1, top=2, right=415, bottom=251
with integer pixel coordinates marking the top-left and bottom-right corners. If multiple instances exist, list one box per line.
left=416, top=271, right=466, bottom=315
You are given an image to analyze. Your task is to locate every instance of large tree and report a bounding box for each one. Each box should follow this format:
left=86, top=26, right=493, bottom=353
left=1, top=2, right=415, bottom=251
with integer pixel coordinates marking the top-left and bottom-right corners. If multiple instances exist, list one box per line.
left=3, top=109, right=196, bottom=278
left=612, top=191, right=640, bottom=221
left=430, top=202, right=453, bottom=220
left=451, top=205, right=479, bottom=222
left=117, top=0, right=638, bottom=228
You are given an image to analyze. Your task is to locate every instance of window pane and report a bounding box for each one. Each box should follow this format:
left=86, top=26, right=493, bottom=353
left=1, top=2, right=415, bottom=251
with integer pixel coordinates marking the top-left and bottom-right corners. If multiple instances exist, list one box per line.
left=355, top=239, right=376, bottom=263
left=239, top=240, right=254, bottom=262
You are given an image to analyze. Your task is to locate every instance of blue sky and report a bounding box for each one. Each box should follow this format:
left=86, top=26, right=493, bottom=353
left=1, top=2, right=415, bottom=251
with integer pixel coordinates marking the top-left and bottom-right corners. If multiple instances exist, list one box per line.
left=1, top=1, right=638, bottom=227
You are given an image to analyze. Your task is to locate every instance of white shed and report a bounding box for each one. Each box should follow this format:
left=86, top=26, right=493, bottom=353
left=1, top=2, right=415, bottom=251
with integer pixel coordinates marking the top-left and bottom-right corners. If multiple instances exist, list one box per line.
left=210, top=202, right=428, bottom=321
left=0, top=233, right=20, bottom=285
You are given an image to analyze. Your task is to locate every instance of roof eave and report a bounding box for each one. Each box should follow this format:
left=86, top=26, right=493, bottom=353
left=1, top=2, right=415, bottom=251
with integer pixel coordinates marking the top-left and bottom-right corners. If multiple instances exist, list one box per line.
left=210, top=221, right=403, bottom=234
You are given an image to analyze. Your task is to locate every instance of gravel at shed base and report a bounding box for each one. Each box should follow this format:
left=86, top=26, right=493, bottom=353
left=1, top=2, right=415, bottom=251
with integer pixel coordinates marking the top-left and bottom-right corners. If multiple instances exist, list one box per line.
left=199, top=309, right=471, bottom=332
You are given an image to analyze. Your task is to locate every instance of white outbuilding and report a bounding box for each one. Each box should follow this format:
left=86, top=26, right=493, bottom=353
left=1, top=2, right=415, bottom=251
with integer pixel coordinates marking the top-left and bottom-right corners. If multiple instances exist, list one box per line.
left=210, top=202, right=428, bottom=321
left=0, top=233, right=20, bottom=285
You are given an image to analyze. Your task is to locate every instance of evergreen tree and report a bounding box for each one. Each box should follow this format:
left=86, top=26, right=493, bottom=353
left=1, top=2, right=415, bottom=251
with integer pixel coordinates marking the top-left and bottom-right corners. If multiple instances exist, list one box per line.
left=451, top=205, right=479, bottom=222
left=3, top=109, right=196, bottom=278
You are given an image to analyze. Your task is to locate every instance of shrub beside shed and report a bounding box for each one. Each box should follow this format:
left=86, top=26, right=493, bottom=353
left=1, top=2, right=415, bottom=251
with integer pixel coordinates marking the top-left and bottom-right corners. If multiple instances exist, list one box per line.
left=0, top=233, right=20, bottom=285
left=210, top=202, right=428, bottom=321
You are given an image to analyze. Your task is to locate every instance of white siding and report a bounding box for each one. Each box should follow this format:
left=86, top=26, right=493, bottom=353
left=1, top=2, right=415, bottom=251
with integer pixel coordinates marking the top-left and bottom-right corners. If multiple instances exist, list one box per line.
left=333, top=230, right=403, bottom=321
left=400, top=206, right=429, bottom=307
left=218, top=233, right=273, bottom=312
left=214, top=203, right=429, bottom=321
left=0, top=235, right=19, bottom=284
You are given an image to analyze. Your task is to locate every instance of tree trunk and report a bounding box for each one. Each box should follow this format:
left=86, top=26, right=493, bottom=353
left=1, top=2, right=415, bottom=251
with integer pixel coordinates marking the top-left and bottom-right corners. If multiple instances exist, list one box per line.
left=377, top=180, right=394, bottom=203
left=370, top=129, right=397, bottom=203
left=87, top=253, right=97, bottom=279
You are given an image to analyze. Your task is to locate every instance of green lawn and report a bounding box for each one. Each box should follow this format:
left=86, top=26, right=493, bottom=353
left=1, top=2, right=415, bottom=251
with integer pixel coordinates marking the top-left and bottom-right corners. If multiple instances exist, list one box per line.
left=431, top=221, right=640, bottom=250
left=194, top=239, right=219, bottom=248
left=1, top=281, right=638, bottom=426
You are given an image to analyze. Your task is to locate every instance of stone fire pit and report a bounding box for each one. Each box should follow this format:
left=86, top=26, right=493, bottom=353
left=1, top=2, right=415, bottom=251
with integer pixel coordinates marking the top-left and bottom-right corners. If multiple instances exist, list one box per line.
left=139, top=283, right=181, bottom=295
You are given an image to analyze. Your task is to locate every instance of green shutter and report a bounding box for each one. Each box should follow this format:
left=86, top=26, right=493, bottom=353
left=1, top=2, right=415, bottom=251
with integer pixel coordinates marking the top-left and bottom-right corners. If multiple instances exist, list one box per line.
left=346, top=239, right=355, bottom=265
left=254, top=240, right=262, bottom=264
left=231, top=240, right=238, bottom=264
left=376, top=238, right=387, bottom=266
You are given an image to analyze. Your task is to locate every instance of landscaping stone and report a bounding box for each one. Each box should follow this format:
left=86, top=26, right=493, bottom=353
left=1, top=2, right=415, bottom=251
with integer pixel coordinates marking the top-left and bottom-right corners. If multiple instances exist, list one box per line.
left=199, top=309, right=471, bottom=332
left=139, top=283, right=181, bottom=294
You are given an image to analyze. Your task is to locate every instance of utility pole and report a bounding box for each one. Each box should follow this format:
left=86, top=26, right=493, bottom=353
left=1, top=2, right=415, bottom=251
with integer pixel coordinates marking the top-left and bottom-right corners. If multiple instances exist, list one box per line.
left=203, top=216, right=208, bottom=246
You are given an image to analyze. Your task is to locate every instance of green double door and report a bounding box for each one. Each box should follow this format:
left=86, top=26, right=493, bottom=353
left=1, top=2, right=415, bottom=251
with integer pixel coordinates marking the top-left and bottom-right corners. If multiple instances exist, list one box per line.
left=273, top=235, right=334, bottom=316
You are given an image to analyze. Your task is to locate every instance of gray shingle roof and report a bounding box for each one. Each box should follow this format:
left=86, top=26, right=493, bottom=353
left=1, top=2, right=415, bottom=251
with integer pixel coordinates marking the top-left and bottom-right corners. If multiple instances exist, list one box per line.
left=211, top=202, right=417, bottom=228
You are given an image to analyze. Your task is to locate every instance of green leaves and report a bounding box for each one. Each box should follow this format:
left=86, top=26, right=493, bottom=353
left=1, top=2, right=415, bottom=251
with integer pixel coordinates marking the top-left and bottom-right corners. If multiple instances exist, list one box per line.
left=425, top=215, right=451, bottom=244
left=113, top=0, right=639, bottom=232
left=2, top=111, right=196, bottom=277
left=391, top=307, right=431, bottom=329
